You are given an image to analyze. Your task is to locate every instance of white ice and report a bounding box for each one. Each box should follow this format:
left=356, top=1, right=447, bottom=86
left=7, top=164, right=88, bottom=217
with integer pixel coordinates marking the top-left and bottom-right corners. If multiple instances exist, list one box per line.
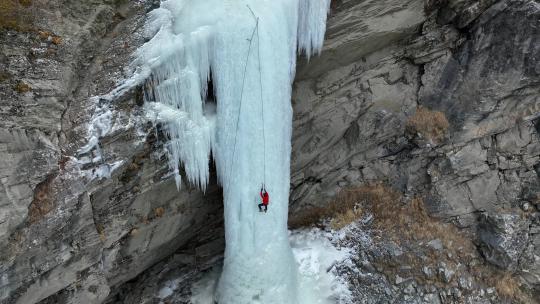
left=191, top=228, right=353, bottom=304
left=132, top=0, right=331, bottom=303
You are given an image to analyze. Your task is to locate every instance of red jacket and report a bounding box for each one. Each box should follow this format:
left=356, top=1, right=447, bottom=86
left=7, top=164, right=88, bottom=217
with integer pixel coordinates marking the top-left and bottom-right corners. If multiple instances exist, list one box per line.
left=260, top=191, right=269, bottom=205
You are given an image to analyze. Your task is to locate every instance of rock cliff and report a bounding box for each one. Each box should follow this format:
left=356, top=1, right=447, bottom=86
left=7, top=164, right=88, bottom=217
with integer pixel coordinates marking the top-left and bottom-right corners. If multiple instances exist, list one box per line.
left=0, top=0, right=538, bottom=303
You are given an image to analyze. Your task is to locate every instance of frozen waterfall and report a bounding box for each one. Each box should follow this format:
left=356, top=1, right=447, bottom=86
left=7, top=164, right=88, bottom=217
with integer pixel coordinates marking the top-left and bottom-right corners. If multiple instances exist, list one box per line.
left=132, top=0, right=331, bottom=303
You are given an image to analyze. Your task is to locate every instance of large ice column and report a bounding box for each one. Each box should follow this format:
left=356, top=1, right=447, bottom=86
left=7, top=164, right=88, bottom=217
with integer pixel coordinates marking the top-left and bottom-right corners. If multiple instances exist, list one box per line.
left=212, top=2, right=301, bottom=303
left=133, top=0, right=330, bottom=303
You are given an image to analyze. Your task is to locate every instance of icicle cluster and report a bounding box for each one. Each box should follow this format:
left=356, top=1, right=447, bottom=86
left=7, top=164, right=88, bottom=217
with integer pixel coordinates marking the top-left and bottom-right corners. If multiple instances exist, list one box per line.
left=136, top=3, right=217, bottom=190
left=135, top=0, right=329, bottom=191
left=298, top=0, right=331, bottom=59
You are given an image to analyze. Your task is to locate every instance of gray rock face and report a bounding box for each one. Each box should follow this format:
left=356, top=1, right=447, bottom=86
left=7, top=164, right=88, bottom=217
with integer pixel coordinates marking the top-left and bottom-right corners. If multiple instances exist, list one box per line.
left=1, top=1, right=222, bottom=303
left=0, top=0, right=539, bottom=302
left=291, top=0, right=540, bottom=219
left=290, top=0, right=540, bottom=295
left=478, top=212, right=530, bottom=271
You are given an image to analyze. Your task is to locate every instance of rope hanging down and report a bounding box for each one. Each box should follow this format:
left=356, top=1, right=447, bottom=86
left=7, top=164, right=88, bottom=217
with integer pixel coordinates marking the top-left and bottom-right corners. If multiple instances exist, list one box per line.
left=248, top=5, right=266, bottom=187
left=227, top=6, right=266, bottom=191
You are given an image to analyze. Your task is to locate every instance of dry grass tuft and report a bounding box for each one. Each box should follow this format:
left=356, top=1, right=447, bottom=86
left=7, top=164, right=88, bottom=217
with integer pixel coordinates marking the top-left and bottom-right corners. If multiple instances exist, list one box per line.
left=96, top=224, right=106, bottom=241
left=154, top=207, right=165, bottom=218
left=19, top=0, right=32, bottom=7
left=289, top=184, right=399, bottom=229
left=14, top=81, right=31, bottom=93
left=289, top=183, right=472, bottom=252
left=288, top=205, right=329, bottom=229
left=130, top=228, right=139, bottom=236
left=330, top=208, right=362, bottom=230
left=38, top=30, right=50, bottom=40
left=0, top=0, right=34, bottom=31
left=496, top=274, right=522, bottom=300
left=38, top=30, right=62, bottom=45
left=0, top=71, right=11, bottom=82
left=481, top=272, right=533, bottom=303
left=406, top=106, right=449, bottom=144
left=27, top=175, right=55, bottom=223
left=51, top=36, right=62, bottom=45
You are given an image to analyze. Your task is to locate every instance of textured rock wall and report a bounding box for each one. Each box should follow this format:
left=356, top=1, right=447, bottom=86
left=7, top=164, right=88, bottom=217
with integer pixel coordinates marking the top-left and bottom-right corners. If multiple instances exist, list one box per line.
left=291, top=0, right=540, bottom=294
left=292, top=0, right=540, bottom=216
left=1, top=1, right=223, bottom=303
left=0, top=0, right=539, bottom=303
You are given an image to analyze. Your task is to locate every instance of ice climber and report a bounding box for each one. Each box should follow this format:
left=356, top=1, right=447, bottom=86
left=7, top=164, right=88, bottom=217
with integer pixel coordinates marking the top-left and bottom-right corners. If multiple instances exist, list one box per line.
left=259, top=187, right=269, bottom=213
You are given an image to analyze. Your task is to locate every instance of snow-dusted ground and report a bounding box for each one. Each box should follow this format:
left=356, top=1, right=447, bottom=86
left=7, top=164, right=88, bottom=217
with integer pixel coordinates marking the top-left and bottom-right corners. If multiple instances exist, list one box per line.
left=189, top=228, right=353, bottom=304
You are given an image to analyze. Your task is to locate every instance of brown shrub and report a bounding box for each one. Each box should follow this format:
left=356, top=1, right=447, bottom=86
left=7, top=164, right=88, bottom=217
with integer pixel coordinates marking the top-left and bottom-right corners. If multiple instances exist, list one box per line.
left=482, top=272, right=533, bottom=304
left=96, top=224, right=106, bottom=241
left=120, top=153, right=147, bottom=184
left=330, top=208, right=362, bottom=230
left=0, top=71, right=11, bottom=82
left=288, top=206, right=329, bottom=229
left=289, top=184, right=399, bottom=229
left=406, top=106, right=449, bottom=143
left=14, top=81, right=31, bottom=93
left=38, top=31, right=62, bottom=45
left=495, top=274, right=522, bottom=300
left=0, top=0, right=33, bottom=31
left=38, top=30, right=51, bottom=40
left=27, top=175, right=55, bottom=223
left=154, top=207, right=165, bottom=218
left=289, top=184, right=473, bottom=253
left=51, top=36, right=61, bottom=45
left=369, top=191, right=473, bottom=253
left=19, top=0, right=32, bottom=7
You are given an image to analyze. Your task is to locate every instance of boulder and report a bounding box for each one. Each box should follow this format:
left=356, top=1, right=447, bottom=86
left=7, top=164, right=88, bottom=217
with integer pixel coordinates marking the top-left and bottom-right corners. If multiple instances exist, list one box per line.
left=478, top=212, right=530, bottom=271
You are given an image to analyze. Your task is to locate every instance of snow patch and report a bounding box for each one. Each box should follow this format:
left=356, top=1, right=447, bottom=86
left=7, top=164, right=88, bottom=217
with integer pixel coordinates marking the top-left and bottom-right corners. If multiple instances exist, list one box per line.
left=291, top=228, right=353, bottom=304
left=190, top=267, right=221, bottom=304
left=158, top=278, right=182, bottom=300
left=189, top=228, right=353, bottom=304
left=75, top=97, right=139, bottom=181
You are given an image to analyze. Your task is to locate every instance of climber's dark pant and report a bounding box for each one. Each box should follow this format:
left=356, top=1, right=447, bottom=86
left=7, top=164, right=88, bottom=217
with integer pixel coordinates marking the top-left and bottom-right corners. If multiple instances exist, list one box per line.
left=258, top=203, right=268, bottom=212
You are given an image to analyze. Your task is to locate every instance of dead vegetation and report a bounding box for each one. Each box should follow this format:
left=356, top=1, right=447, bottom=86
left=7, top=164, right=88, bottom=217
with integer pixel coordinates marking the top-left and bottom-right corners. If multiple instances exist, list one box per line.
left=0, top=0, right=34, bottom=31
left=38, top=30, right=62, bottom=45
left=0, top=71, right=12, bottom=82
left=27, top=175, right=55, bottom=223
left=14, top=81, right=31, bottom=93
left=290, top=183, right=535, bottom=303
left=289, top=183, right=470, bottom=249
left=289, top=184, right=401, bottom=231
left=120, top=154, right=146, bottom=184
left=19, top=0, right=32, bottom=7
left=154, top=207, right=165, bottom=218
left=96, top=224, right=106, bottom=241
left=288, top=185, right=383, bottom=229
left=405, top=106, right=449, bottom=144
left=482, top=271, right=533, bottom=304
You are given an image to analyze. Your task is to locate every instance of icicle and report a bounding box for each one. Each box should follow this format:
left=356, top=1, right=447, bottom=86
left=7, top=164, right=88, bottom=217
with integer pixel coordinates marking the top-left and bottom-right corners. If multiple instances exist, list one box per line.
left=297, top=0, right=331, bottom=59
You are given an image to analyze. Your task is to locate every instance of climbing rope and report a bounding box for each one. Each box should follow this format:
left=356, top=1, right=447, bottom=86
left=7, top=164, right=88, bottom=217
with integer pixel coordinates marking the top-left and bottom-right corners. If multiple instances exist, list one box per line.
left=226, top=6, right=267, bottom=195
left=250, top=6, right=267, bottom=187
left=227, top=8, right=259, bottom=192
